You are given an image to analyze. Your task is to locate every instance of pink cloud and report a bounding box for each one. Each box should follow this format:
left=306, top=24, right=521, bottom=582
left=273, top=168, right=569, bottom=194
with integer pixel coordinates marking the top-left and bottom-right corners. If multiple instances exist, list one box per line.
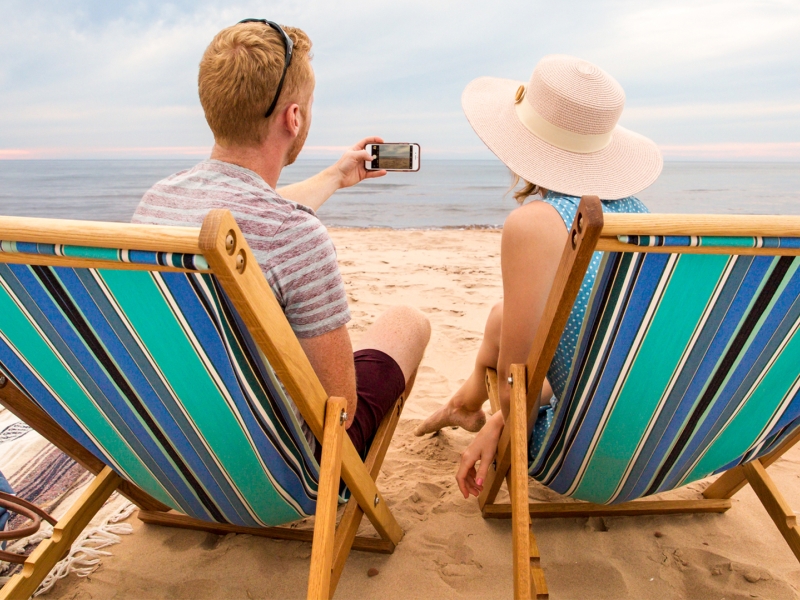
left=300, top=145, right=350, bottom=152
left=0, top=145, right=352, bottom=159
left=0, top=149, right=33, bottom=159
left=0, top=146, right=212, bottom=159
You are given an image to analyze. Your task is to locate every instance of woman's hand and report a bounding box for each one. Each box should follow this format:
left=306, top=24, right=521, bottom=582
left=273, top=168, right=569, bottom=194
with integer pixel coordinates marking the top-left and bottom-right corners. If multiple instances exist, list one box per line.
left=332, top=136, right=387, bottom=189
left=456, top=411, right=504, bottom=498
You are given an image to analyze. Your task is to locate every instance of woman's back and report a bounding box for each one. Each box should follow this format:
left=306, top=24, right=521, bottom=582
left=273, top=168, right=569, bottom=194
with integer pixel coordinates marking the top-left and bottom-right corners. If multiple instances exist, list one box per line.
left=539, top=192, right=649, bottom=399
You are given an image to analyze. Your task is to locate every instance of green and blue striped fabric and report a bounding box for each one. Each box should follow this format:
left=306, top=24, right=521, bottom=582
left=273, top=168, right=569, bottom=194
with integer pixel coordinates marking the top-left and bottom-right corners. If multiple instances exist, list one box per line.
left=0, top=263, right=322, bottom=526
left=618, top=235, right=800, bottom=249
left=534, top=251, right=800, bottom=504
left=0, top=241, right=209, bottom=270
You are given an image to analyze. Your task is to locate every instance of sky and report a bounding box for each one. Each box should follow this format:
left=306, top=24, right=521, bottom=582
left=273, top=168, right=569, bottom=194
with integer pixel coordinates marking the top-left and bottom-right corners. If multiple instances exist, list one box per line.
left=0, top=0, right=798, bottom=161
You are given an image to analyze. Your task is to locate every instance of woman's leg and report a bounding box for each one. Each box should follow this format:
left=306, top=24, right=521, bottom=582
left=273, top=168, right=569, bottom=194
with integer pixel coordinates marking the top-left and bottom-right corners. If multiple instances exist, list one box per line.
left=414, top=301, right=503, bottom=435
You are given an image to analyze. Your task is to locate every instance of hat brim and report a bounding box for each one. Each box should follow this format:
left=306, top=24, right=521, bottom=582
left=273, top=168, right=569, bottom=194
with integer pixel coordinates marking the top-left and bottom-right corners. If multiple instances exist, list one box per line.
left=462, top=76, right=663, bottom=200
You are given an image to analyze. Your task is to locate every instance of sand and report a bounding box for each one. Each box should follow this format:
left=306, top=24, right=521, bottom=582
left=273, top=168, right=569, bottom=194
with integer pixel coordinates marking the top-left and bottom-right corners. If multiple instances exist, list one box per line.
left=50, top=228, right=800, bottom=599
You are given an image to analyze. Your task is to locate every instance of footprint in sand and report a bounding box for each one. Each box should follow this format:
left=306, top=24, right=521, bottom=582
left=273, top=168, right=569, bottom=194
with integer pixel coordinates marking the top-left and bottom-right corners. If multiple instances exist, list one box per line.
left=660, top=547, right=796, bottom=599
left=419, top=531, right=483, bottom=591
left=584, top=516, right=609, bottom=532
left=407, top=482, right=445, bottom=517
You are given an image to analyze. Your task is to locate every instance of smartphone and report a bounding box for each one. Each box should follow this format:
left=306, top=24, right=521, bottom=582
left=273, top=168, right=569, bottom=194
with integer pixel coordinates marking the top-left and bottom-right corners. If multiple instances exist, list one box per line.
left=364, top=143, right=420, bottom=172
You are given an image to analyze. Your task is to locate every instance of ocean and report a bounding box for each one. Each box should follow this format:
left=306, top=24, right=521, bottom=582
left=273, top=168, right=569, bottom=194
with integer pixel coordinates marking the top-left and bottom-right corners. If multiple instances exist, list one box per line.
left=0, top=159, right=798, bottom=228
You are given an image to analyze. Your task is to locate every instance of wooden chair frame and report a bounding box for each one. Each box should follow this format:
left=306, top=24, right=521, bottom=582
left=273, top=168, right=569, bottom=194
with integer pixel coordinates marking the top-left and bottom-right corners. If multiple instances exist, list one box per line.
left=0, top=210, right=406, bottom=599
left=477, top=197, right=800, bottom=599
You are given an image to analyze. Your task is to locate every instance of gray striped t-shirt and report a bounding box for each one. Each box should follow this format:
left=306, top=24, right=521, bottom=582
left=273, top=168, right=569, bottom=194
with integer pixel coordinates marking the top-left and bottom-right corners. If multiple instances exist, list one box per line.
left=132, top=159, right=351, bottom=338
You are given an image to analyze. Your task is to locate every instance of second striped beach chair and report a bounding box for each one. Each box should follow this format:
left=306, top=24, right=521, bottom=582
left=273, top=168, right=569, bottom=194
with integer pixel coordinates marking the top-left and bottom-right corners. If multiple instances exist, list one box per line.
left=0, top=210, right=404, bottom=599
left=480, top=196, right=800, bottom=599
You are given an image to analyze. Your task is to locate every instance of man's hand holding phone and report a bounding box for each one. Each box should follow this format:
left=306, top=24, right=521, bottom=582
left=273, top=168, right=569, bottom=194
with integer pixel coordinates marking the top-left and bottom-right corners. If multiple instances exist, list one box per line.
left=333, top=138, right=421, bottom=188
left=277, top=136, right=418, bottom=212
left=333, top=136, right=388, bottom=190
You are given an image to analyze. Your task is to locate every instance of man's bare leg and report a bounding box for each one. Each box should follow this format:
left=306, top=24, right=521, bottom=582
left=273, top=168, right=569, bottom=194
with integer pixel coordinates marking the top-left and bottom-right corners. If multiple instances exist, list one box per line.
left=353, top=305, right=431, bottom=396
left=414, top=302, right=503, bottom=436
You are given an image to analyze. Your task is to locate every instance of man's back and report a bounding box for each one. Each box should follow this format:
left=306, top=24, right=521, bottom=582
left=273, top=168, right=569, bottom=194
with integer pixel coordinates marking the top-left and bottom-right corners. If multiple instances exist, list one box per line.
left=127, top=19, right=430, bottom=462
left=132, top=159, right=350, bottom=340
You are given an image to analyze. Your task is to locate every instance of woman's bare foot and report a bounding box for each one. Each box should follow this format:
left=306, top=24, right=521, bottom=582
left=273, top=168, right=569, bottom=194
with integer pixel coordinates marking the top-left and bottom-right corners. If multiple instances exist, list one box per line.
left=414, top=402, right=486, bottom=436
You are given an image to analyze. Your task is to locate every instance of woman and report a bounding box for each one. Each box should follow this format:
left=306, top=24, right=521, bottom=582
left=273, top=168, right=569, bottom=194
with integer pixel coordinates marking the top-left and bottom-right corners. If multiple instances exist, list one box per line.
left=414, top=55, right=663, bottom=498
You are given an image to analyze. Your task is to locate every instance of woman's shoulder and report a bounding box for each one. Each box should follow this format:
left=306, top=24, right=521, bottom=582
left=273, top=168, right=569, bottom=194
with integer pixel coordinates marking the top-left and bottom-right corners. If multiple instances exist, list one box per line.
left=600, top=195, right=650, bottom=214
left=542, top=191, right=650, bottom=215
left=504, top=200, right=567, bottom=244
left=503, top=193, right=649, bottom=243
left=507, top=198, right=564, bottom=225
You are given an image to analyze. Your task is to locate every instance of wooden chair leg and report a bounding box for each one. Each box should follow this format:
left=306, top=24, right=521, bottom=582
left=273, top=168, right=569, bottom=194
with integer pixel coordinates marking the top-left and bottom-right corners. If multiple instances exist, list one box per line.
left=0, top=466, right=121, bottom=600
left=529, top=531, right=548, bottom=600
left=702, top=466, right=746, bottom=500
left=510, top=365, right=548, bottom=599
left=338, top=441, right=403, bottom=548
left=478, top=367, right=512, bottom=511
left=486, top=367, right=501, bottom=414
left=485, top=364, right=549, bottom=598
left=743, top=459, right=800, bottom=562
left=307, top=397, right=348, bottom=600
left=328, top=393, right=406, bottom=597
left=328, top=500, right=364, bottom=593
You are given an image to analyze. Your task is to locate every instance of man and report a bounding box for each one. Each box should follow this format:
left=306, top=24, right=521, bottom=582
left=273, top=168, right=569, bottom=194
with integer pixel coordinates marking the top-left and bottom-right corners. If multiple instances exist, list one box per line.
left=133, top=20, right=430, bottom=456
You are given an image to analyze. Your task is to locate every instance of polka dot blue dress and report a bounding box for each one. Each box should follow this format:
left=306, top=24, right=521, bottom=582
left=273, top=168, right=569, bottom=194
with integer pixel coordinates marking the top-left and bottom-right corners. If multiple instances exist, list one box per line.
left=528, top=191, right=649, bottom=463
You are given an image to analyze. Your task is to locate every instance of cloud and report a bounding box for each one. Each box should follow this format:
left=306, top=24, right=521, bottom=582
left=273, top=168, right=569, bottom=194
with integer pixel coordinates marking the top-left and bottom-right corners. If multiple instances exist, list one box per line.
left=606, top=1, right=799, bottom=71
left=0, top=0, right=798, bottom=160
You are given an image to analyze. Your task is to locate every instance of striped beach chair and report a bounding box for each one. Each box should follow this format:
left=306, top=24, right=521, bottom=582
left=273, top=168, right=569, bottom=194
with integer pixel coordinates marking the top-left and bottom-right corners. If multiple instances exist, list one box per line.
left=480, top=196, right=800, bottom=599
left=0, top=210, right=404, bottom=599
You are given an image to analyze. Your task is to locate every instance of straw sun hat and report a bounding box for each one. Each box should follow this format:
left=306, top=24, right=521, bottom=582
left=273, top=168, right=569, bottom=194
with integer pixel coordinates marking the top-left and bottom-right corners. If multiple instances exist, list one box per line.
left=462, top=55, right=663, bottom=200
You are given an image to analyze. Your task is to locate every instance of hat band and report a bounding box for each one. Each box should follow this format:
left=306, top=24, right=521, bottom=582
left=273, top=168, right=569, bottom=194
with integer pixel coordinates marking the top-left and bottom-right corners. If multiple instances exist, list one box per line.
left=515, top=98, right=613, bottom=154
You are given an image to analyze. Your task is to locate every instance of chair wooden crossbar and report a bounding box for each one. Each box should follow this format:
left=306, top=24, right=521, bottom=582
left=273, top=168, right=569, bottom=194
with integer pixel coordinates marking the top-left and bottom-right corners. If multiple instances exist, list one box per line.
left=0, top=210, right=406, bottom=599
left=478, top=197, right=800, bottom=599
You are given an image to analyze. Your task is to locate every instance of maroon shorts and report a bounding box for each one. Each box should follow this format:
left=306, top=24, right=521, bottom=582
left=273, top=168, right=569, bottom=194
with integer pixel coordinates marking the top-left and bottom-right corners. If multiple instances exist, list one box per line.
left=347, top=349, right=406, bottom=457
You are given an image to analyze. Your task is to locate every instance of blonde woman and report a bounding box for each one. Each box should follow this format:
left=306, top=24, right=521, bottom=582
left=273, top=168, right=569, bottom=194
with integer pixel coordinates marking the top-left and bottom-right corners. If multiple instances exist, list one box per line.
left=415, top=55, right=663, bottom=498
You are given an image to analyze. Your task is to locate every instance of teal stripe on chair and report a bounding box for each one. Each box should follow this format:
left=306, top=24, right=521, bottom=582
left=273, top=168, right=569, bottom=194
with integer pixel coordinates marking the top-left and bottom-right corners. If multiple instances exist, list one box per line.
left=531, top=250, right=800, bottom=505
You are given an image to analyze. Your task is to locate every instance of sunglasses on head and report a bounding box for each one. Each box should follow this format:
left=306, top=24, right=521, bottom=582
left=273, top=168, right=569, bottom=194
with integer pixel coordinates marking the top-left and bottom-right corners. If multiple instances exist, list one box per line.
left=237, top=19, right=294, bottom=118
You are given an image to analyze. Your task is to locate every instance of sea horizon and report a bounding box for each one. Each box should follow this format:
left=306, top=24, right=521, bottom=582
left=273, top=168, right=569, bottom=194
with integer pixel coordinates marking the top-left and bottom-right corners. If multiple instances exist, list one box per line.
left=0, top=158, right=798, bottom=229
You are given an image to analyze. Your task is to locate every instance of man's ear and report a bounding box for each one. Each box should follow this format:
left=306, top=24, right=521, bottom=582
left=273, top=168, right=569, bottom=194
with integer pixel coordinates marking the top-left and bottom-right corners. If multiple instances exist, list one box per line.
left=282, top=103, right=301, bottom=137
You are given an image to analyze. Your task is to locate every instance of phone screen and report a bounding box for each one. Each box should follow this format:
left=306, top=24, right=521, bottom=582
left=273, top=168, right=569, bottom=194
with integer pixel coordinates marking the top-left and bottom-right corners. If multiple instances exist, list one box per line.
left=370, top=144, right=413, bottom=170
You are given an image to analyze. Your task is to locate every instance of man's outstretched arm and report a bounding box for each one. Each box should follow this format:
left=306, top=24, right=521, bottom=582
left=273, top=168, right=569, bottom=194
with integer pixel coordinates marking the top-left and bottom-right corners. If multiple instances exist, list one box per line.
left=298, top=324, right=358, bottom=428
left=278, top=137, right=387, bottom=211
